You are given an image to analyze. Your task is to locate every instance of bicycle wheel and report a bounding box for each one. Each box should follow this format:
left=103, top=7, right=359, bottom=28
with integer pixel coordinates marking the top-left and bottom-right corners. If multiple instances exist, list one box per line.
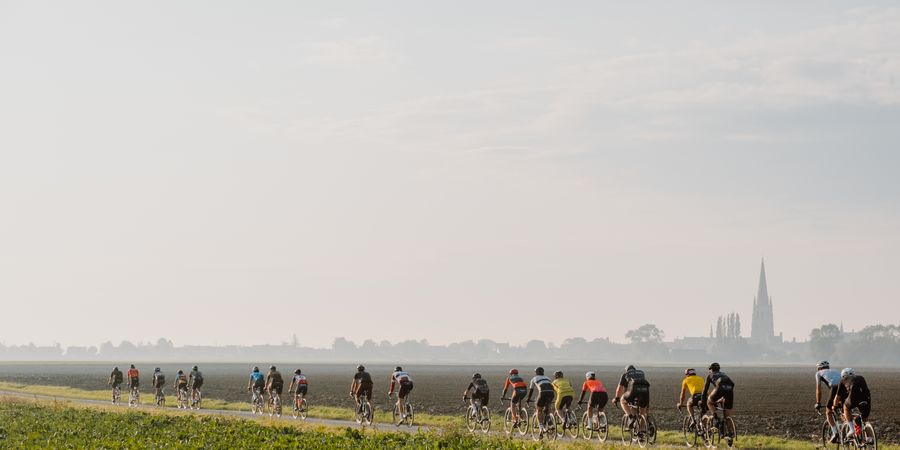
left=581, top=411, right=594, bottom=440
left=863, top=422, right=877, bottom=449
left=597, top=412, right=609, bottom=442
left=503, top=408, right=514, bottom=435
left=622, top=414, right=634, bottom=446
left=722, top=416, right=736, bottom=448
left=406, top=403, right=414, bottom=427
left=465, top=406, right=477, bottom=432
left=299, top=398, right=308, bottom=420
left=292, top=397, right=301, bottom=419
left=647, top=414, right=657, bottom=445
left=636, top=415, right=649, bottom=448
left=362, top=402, right=373, bottom=426
left=479, top=406, right=491, bottom=433
left=684, top=415, right=697, bottom=447
left=392, top=404, right=402, bottom=426
left=546, top=412, right=557, bottom=440
left=565, top=410, right=578, bottom=439
left=702, top=416, right=719, bottom=449
left=516, top=407, right=529, bottom=436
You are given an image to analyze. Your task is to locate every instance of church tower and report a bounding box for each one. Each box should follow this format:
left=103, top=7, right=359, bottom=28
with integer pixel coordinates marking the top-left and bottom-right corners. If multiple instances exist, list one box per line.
left=751, top=259, right=775, bottom=343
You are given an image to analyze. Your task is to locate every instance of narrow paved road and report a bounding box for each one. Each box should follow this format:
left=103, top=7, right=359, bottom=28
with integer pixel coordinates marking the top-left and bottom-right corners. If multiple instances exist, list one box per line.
left=0, top=389, right=428, bottom=434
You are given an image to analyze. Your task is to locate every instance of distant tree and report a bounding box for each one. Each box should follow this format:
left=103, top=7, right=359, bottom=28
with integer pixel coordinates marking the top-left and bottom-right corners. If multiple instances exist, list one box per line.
left=809, top=324, right=843, bottom=359
left=734, top=314, right=742, bottom=337
left=715, top=317, right=724, bottom=340
left=626, top=324, right=664, bottom=344
left=331, top=337, right=357, bottom=356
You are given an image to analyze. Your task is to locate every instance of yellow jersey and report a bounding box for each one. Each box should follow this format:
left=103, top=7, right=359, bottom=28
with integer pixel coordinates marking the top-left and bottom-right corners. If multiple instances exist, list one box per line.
left=552, top=378, right=575, bottom=398
left=682, top=375, right=704, bottom=396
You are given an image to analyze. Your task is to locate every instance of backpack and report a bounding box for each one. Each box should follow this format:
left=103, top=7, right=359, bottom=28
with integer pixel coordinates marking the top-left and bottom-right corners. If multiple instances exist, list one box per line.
left=473, top=378, right=490, bottom=393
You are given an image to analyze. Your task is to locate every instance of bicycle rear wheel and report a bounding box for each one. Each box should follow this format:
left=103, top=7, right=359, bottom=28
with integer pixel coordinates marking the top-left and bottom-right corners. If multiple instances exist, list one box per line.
left=545, top=413, right=558, bottom=440
left=621, top=415, right=634, bottom=446
left=565, top=410, right=578, bottom=438
left=465, top=406, right=477, bottom=432
left=479, top=406, right=491, bottom=433
left=702, top=416, right=719, bottom=448
left=581, top=411, right=594, bottom=440
left=516, top=408, right=529, bottom=436
left=597, top=412, right=609, bottom=442
left=862, top=422, right=877, bottom=449
left=684, top=415, right=698, bottom=447
left=722, top=416, right=736, bottom=448
left=530, top=414, right=541, bottom=441
left=636, top=415, right=649, bottom=448
left=405, top=404, right=414, bottom=427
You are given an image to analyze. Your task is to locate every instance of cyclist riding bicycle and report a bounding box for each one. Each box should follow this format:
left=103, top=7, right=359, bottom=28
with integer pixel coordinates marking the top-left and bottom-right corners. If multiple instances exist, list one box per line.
left=152, top=368, right=166, bottom=403
left=833, top=368, right=871, bottom=439
left=614, top=365, right=650, bottom=427
left=702, top=362, right=735, bottom=438
left=526, top=367, right=555, bottom=432
left=463, top=373, right=490, bottom=408
left=247, top=366, right=265, bottom=401
left=174, top=370, right=189, bottom=398
left=501, top=368, right=528, bottom=424
left=189, top=365, right=203, bottom=393
left=266, top=366, right=284, bottom=401
left=579, top=371, right=608, bottom=428
left=108, top=366, right=124, bottom=403
left=552, top=371, right=575, bottom=425
left=350, top=365, right=374, bottom=412
left=814, top=360, right=842, bottom=442
left=290, top=369, right=308, bottom=401
left=126, top=364, right=139, bottom=389
left=389, top=366, right=414, bottom=421
left=677, top=368, right=705, bottom=425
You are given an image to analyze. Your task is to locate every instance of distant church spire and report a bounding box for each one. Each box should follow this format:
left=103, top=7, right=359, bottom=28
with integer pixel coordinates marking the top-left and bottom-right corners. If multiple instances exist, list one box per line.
left=751, top=258, right=775, bottom=343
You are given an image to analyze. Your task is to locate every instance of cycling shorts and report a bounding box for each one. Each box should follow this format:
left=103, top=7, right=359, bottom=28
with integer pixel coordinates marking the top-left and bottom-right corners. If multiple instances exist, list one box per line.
left=589, top=391, right=608, bottom=410
left=511, top=388, right=527, bottom=404
left=826, top=385, right=839, bottom=409
left=111, top=380, right=123, bottom=388
left=536, top=390, right=554, bottom=408
left=844, top=399, right=871, bottom=420
left=709, top=386, right=734, bottom=410
left=556, top=395, right=573, bottom=410
left=398, top=382, right=414, bottom=399
left=355, top=383, right=373, bottom=400
left=128, top=378, right=139, bottom=388
left=472, top=390, right=489, bottom=406
left=191, top=379, right=203, bottom=389
left=270, top=383, right=283, bottom=395
left=623, top=386, right=650, bottom=408
left=295, top=385, right=308, bottom=396
left=688, top=393, right=703, bottom=407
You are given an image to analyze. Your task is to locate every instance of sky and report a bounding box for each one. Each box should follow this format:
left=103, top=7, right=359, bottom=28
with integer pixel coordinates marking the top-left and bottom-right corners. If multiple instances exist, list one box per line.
left=1, top=1, right=899, bottom=348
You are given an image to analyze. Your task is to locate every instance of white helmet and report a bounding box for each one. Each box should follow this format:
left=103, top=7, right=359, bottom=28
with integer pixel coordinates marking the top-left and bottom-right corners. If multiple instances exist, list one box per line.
left=816, top=360, right=829, bottom=370
left=841, top=368, right=855, bottom=378
left=585, top=371, right=596, bottom=380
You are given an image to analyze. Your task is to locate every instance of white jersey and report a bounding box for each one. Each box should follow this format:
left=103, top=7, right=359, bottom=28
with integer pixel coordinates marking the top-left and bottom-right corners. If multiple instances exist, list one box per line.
left=815, top=369, right=841, bottom=388
left=392, top=371, right=413, bottom=383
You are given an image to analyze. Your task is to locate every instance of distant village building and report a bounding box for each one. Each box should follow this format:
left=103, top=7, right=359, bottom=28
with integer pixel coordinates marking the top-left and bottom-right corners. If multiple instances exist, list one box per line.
left=750, top=259, right=783, bottom=345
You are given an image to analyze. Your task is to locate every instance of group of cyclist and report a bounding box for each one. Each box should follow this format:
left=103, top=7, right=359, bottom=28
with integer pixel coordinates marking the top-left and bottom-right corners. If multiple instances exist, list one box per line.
left=108, top=365, right=203, bottom=406
left=814, top=360, right=873, bottom=443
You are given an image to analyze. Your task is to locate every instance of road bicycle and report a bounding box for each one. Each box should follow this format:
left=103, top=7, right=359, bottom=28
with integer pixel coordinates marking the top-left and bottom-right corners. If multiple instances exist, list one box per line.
left=176, top=386, right=189, bottom=409
left=292, top=393, right=308, bottom=420
left=678, top=404, right=703, bottom=447
left=699, top=404, right=736, bottom=449
left=249, top=387, right=265, bottom=414
left=128, top=385, right=140, bottom=407
left=463, top=397, right=491, bottom=433
left=390, top=393, right=415, bottom=427
left=267, top=390, right=282, bottom=417
left=190, top=388, right=202, bottom=410
left=836, top=404, right=877, bottom=449
left=556, top=400, right=579, bottom=439
left=154, top=386, right=165, bottom=407
left=110, top=385, right=121, bottom=405
left=527, top=399, right=557, bottom=441
left=500, top=397, right=529, bottom=436
left=353, top=393, right=374, bottom=426
left=618, top=397, right=655, bottom=447
left=579, top=400, right=608, bottom=442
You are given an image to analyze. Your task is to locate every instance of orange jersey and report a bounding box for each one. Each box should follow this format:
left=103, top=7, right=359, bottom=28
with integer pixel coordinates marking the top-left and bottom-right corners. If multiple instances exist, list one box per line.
left=504, top=375, right=527, bottom=390
left=127, top=369, right=139, bottom=379
left=582, top=379, right=606, bottom=393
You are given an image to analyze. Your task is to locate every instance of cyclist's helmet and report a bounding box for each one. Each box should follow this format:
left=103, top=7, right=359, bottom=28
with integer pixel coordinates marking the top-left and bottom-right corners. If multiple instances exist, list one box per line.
left=113, top=366, right=119, bottom=371
left=295, top=369, right=302, bottom=375
left=252, top=366, right=259, bottom=372
left=177, top=370, right=183, bottom=375
left=585, top=371, right=596, bottom=380
left=553, top=371, right=563, bottom=378
left=192, top=365, right=198, bottom=371
left=357, top=365, right=365, bottom=372
left=154, top=367, right=161, bottom=372
left=395, top=366, right=403, bottom=372
left=535, top=367, right=544, bottom=375
left=684, top=368, right=696, bottom=376
left=816, top=360, right=830, bottom=370
left=709, top=362, right=720, bottom=372
left=841, top=368, right=855, bottom=378
left=270, top=365, right=276, bottom=371
left=130, top=364, right=135, bottom=369
left=509, top=368, right=519, bottom=375
left=472, top=373, right=481, bottom=379
left=625, top=365, right=635, bottom=372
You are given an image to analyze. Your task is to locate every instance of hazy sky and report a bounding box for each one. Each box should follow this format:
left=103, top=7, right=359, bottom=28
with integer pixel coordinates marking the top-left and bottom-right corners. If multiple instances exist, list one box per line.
left=2, top=1, right=899, bottom=348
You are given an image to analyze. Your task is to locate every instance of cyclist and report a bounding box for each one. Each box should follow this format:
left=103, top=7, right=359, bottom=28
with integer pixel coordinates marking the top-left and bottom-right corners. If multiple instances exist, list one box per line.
left=833, top=368, right=871, bottom=439
left=152, top=368, right=166, bottom=404
left=174, top=370, right=189, bottom=404
left=126, top=364, right=140, bottom=391
left=814, top=360, right=842, bottom=442
left=388, top=366, right=414, bottom=421
left=526, top=367, right=555, bottom=433
left=266, top=365, right=284, bottom=404
left=350, top=365, right=374, bottom=414
left=552, top=371, right=575, bottom=426
left=462, top=373, right=490, bottom=410
left=247, top=366, right=265, bottom=403
left=189, top=365, right=203, bottom=404
left=578, top=371, right=608, bottom=428
left=677, top=368, right=705, bottom=425
left=703, top=362, right=735, bottom=445
left=289, top=369, right=308, bottom=408
left=614, top=365, right=650, bottom=427
left=501, top=368, right=528, bottom=425
left=107, top=366, right=124, bottom=402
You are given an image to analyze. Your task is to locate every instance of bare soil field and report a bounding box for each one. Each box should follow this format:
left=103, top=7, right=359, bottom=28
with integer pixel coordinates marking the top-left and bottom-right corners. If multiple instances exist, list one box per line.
left=1, top=363, right=897, bottom=443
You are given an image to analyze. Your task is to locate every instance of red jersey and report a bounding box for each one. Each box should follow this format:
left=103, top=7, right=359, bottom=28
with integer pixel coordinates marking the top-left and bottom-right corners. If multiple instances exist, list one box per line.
left=582, top=379, right=606, bottom=393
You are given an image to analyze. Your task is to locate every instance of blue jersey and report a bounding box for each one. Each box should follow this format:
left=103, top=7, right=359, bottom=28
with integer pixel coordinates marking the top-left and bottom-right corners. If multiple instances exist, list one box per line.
left=250, top=372, right=265, bottom=386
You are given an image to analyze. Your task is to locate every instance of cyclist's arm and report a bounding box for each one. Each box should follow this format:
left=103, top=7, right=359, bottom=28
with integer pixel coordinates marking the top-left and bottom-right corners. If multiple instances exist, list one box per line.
left=678, top=383, right=687, bottom=405
left=350, top=379, right=358, bottom=394
left=388, top=377, right=396, bottom=395
left=526, top=380, right=535, bottom=402
left=701, top=375, right=712, bottom=399
left=815, top=379, right=822, bottom=404
left=578, top=387, right=587, bottom=403
left=614, top=383, right=624, bottom=399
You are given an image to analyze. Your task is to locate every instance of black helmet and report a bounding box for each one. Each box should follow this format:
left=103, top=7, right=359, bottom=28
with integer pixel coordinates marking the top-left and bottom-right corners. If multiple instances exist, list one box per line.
left=295, top=369, right=302, bottom=375
left=252, top=366, right=259, bottom=372
left=130, top=364, right=135, bottom=369
left=269, top=365, right=276, bottom=371
left=357, top=365, right=365, bottom=371
left=708, top=362, right=720, bottom=372
left=192, top=365, right=198, bottom=371
left=154, top=367, right=161, bottom=372
left=113, top=366, right=119, bottom=371
left=625, top=365, right=635, bottom=372
left=177, top=370, right=183, bottom=374
left=535, top=367, right=544, bottom=375
left=553, top=371, right=563, bottom=378
left=472, top=373, right=481, bottom=379
left=395, top=366, right=403, bottom=372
